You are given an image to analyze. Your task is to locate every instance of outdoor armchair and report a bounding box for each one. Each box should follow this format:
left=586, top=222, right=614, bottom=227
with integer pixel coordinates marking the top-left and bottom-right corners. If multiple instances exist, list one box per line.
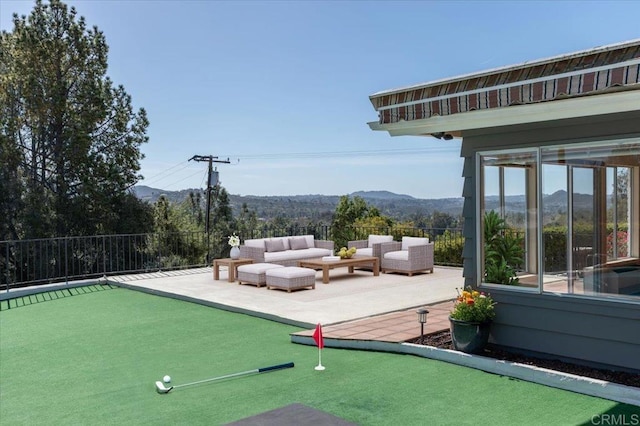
left=380, top=237, right=434, bottom=276
left=348, top=234, right=394, bottom=262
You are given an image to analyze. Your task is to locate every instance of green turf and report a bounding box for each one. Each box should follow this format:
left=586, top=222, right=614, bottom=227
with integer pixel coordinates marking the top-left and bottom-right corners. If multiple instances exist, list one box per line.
left=0, top=287, right=637, bottom=425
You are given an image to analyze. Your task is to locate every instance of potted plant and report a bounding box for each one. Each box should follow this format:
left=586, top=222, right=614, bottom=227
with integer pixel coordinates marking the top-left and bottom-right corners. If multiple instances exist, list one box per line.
left=228, top=233, right=240, bottom=259
left=449, top=287, right=496, bottom=353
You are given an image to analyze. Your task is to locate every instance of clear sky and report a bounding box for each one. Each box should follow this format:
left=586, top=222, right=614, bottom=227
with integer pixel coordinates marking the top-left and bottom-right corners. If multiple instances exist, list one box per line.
left=2, top=1, right=639, bottom=199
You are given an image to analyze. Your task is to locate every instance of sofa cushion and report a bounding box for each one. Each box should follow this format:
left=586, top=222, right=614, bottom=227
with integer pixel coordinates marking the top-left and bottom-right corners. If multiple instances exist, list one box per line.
left=368, top=234, right=393, bottom=248
left=401, top=236, right=429, bottom=250
left=278, top=237, right=291, bottom=250
left=290, top=237, right=308, bottom=250
left=264, top=248, right=331, bottom=263
left=265, top=239, right=286, bottom=252
left=384, top=250, right=409, bottom=261
left=302, top=235, right=315, bottom=248
left=353, top=247, right=373, bottom=257
left=244, top=238, right=266, bottom=250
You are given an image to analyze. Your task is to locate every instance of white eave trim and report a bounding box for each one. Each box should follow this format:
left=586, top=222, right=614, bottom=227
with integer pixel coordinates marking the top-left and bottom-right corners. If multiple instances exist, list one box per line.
left=368, top=90, right=640, bottom=137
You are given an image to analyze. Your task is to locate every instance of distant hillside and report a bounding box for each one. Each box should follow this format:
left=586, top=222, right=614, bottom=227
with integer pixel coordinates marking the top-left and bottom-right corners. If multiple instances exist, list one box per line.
left=351, top=190, right=415, bottom=200
left=132, top=185, right=594, bottom=223
left=131, top=186, right=463, bottom=221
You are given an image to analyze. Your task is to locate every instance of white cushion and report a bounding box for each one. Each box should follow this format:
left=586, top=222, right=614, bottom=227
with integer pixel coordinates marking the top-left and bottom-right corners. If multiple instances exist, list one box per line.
left=368, top=235, right=393, bottom=248
left=276, top=237, right=291, bottom=250
left=264, top=248, right=331, bottom=262
left=353, top=247, right=373, bottom=257
left=243, top=237, right=291, bottom=251
left=237, top=263, right=284, bottom=273
left=266, top=266, right=315, bottom=279
left=244, top=238, right=266, bottom=250
left=384, top=250, right=409, bottom=261
left=302, top=235, right=315, bottom=248
left=401, top=236, right=429, bottom=251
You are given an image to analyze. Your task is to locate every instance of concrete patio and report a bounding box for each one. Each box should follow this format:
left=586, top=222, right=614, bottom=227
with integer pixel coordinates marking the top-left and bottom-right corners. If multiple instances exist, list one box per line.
left=110, top=265, right=464, bottom=328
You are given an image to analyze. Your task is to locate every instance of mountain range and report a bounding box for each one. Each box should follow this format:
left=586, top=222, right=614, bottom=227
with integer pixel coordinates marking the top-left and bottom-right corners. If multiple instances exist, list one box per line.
left=132, top=186, right=587, bottom=222
left=132, top=186, right=464, bottom=221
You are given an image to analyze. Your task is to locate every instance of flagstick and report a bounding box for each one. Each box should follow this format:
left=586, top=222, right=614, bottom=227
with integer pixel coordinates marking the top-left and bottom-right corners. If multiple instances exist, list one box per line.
left=315, top=347, right=325, bottom=371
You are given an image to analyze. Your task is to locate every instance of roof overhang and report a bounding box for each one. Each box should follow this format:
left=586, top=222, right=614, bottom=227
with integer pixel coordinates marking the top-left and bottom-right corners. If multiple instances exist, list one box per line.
left=367, top=39, right=640, bottom=139
left=368, top=89, right=640, bottom=137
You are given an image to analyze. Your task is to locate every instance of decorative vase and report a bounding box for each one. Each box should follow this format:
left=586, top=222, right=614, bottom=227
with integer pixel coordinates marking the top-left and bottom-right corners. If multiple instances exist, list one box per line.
left=230, top=246, right=240, bottom=260
left=449, top=317, right=491, bottom=354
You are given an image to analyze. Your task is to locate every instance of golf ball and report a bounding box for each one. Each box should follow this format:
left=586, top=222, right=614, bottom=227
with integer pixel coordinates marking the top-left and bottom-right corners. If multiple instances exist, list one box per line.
left=163, top=375, right=171, bottom=383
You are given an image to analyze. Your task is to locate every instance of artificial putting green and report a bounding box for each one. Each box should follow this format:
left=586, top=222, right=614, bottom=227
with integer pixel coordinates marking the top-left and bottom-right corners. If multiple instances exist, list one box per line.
left=0, top=286, right=637, bottom=425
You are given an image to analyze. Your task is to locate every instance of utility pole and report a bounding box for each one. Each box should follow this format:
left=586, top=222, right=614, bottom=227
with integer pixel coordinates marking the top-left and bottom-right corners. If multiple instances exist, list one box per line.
left=189, top=155, right=231, bottom=263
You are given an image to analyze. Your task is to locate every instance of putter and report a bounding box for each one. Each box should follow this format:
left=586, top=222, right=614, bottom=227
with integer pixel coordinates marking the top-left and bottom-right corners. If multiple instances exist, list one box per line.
left=155, top=361, right=294, bottom=394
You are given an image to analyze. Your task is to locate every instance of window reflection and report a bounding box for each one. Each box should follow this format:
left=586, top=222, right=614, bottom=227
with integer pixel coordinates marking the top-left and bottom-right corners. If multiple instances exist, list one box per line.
left=479, top=141, right=640, bottom=300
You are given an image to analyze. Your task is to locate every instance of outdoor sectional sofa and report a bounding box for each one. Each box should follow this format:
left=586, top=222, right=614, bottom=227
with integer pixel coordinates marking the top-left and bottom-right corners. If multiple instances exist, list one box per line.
left=239, top=235, right=334, bottom=267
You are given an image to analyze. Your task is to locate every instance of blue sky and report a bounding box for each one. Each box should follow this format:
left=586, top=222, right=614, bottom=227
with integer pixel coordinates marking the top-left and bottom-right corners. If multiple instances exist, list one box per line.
left=2, top=1, right=639, bottom=199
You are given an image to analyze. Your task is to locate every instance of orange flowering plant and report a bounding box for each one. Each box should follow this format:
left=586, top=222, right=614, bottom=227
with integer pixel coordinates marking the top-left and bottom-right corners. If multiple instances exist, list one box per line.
left=450, top=287, right=496, bottom=323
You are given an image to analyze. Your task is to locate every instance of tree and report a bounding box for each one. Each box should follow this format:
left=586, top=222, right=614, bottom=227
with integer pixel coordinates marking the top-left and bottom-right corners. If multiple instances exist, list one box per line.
left=236, top=202, right=258, bottom=240
left=181, top=191, right=204, bottom=228
left=210, top=185, right=236, bottom=259
left=430, top=211, right=457, bottom=233
left=331, top=195, right=384, bottom=249
left=150, top=195, right=204, bottom=267
left=0, top=0, right=149, bottom=238
left=0, top=134, right=23, bottom=240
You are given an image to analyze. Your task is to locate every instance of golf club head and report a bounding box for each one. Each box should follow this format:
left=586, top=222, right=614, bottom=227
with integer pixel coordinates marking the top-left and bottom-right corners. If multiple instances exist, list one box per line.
left=155, top=381, right=173, bottom=394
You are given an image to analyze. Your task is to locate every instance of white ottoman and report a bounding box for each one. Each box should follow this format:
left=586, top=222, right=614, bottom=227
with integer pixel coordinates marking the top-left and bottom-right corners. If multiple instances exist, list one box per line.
left=266, top=267, right=316, bottom=292
left=237, top=263, right=284, bottom=288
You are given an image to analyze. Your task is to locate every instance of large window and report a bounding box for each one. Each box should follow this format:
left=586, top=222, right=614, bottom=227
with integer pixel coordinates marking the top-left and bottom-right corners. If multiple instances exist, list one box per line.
left=478, top=140, right=640, bottom=300
left=478, top=150, right=539, bottom=291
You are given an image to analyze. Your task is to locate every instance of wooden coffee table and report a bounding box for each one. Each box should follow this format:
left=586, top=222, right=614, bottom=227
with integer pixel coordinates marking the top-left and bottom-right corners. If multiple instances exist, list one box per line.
left=297, top=256, right=379, bottom=284
left=213, top=258, right=254, bottom=282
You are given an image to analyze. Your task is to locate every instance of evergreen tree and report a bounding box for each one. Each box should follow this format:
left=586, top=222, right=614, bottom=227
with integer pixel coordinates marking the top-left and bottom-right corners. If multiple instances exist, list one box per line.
left=0, top=134, right=23, bottom=240
left=236, top=202, right=258, bottom=240
left=0, top=0, right=149, bottom=238
left=210, top=185, right=236, bottom=258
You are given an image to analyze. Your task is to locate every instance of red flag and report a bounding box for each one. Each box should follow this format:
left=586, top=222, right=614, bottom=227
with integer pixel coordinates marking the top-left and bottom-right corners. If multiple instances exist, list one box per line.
left=313, top=323, right=324, bottom=349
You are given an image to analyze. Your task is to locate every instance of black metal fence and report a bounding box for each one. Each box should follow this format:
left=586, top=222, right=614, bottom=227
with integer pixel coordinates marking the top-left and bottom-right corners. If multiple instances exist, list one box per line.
left=1, top=226, right=464, bottom=290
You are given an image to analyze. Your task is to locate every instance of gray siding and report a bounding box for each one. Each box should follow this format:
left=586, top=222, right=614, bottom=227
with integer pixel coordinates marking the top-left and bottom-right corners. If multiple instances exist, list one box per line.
left=459, top=111, right=640, bottom=372
left=490, top=290, right=640, bottom=372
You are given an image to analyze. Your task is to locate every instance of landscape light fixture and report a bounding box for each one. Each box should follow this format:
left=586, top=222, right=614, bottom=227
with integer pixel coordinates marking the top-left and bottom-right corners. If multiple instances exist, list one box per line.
left=417, top=309, right=429, bottom=345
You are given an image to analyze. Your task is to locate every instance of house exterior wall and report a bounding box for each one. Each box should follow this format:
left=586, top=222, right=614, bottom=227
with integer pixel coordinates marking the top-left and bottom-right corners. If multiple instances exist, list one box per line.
left=460, top=111, right=640, bottom=372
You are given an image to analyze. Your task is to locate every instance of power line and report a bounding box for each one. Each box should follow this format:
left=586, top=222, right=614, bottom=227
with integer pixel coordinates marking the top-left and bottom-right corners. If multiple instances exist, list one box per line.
left=217, top=146, right=459, bottom=160
left=137, top=145, right=460, bottom=190
left=140, top=160, right=192, bottom=186
left=160, top=168, right=208, bottom=190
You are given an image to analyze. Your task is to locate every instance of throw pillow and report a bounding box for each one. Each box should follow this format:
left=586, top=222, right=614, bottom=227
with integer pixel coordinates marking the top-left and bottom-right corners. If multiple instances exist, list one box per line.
left=290, top=237, right=308, bottom=250
left=265, top=239, right=285, bottom=252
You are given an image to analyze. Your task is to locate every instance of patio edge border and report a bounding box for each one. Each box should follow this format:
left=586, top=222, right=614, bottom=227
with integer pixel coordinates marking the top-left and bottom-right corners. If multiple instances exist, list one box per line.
left=290, top=335, right=640, bottom=407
